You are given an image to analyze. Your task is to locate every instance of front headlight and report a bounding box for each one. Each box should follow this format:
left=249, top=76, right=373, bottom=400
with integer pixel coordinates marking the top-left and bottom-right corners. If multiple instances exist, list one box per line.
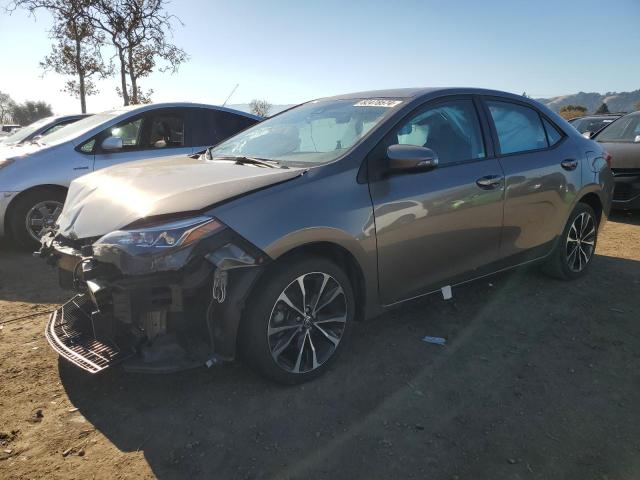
left=94, top=216, right=225, bottom=255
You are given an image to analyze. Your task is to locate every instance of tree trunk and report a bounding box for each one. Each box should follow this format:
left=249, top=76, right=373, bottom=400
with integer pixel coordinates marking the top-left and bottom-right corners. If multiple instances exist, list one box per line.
left=74, top=35, right=87, bottom=114
left=127, top=48, right=138, bottom=104
left=117, top=48, right=129, bottom=106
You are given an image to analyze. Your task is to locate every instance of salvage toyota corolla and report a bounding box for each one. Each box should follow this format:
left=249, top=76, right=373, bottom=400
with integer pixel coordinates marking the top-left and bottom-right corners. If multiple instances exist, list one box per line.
left=39, top=88, right=614, bottom=384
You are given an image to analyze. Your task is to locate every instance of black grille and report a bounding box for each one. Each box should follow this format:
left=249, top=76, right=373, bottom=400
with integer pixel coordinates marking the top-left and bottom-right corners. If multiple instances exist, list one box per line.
left=613, top=184, right=633, bottom=201
left=45, top=294, right=134, bottom=373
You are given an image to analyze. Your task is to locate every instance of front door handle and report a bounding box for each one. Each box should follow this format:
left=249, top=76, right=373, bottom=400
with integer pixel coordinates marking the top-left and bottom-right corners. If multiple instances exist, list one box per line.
left=476, top=175, right=503, bottom=189
left=561, top=159, right=578, bottom=171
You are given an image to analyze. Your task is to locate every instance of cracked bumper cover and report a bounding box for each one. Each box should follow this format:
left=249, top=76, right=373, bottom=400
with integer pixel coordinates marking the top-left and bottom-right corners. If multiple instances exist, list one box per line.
left=41, top=226, right=268, bottom=373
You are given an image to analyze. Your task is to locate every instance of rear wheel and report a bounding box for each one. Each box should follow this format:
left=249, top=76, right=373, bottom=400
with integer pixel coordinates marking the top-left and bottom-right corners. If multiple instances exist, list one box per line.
left=543, top=202, right=598, bottom=280
left=240, top=256, right=355, bottom=384
left=8, top=188, right=66, bottom=250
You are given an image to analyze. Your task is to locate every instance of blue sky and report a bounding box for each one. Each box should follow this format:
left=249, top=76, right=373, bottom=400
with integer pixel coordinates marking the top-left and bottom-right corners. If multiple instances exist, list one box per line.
left=1, top=0, right=639, bottom=114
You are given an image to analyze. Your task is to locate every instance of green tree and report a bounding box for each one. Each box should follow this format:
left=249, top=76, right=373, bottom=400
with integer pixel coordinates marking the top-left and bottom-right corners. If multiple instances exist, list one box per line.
left=11, top=101, right=53, bottom=125
left=9, top=0, right=110, bottom=114
left=559, top=105, right=587, bottom=120
left=635, top=101, right=640, bottom=112
left=595, top=103, right=610, bottom=114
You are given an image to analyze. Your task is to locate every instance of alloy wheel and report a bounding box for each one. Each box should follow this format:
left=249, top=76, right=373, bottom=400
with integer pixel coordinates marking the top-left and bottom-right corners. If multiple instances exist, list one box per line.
left=267, top=272, right=348, bottom=374
left=565, top=212, right=596, bottom=273
left=25, top=200, right=63, bottom=242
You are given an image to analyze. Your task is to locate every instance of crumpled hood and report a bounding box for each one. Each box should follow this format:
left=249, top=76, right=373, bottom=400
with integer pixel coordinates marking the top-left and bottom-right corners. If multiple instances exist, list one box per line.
left=56, top=155, right=304, bottom=239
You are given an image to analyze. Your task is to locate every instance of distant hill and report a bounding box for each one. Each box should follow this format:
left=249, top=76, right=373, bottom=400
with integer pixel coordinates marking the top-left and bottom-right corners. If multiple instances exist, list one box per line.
left=537, top=90, right=640, bottom=114
left=227, top=103, right=296, bottom=116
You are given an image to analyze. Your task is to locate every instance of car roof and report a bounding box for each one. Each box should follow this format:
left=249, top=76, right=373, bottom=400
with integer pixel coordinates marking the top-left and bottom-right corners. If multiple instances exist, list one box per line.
left=101, top=102, right=260, bottom=120
left=572, top=114, right=624, bottom=120
left=319, top=87, right=531, bottom=102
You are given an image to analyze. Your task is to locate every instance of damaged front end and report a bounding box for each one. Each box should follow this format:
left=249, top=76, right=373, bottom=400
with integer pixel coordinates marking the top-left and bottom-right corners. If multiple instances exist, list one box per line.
left=39, top=215, right=268, bottom=374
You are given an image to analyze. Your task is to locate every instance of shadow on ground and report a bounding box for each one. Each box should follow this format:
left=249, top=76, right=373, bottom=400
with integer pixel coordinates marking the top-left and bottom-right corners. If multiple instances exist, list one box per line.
left=608, top=209, right=640, bottom=225
left=59, top=255, right=640, bottom=480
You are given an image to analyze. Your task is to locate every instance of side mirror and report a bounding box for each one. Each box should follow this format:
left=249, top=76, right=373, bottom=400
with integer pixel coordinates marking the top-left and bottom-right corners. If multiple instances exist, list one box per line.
left=582, top=131, right=592, bottom=139
left=387, top=144, right=438, bottom=172
left=101, top=136, right=123, bottom=151
left=634, top=135, right=640, bottom=143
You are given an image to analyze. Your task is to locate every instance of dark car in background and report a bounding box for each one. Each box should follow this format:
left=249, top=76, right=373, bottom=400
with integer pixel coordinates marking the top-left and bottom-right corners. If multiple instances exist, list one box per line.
left=568, top=114, right=623, bottom=137
left=0, top=114, right=91, bottom=146
left=40, top=88, right=613, bottom=384
left=593, top=111, right=640, bottom=209
left=0, top=124, right=21, bottom=136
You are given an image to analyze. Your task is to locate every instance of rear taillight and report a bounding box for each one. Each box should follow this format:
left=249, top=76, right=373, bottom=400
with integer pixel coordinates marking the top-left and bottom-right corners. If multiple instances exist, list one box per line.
left=603, top=151, right=613, bottom=168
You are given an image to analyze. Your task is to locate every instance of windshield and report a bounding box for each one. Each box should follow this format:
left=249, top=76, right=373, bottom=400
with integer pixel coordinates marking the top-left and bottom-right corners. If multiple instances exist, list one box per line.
left=209, top=98, right=402, bottom=165
left=41, top=112, right=119, bottom=146
left=596, top=114, right=640, bottom=142
left=1, top=116, right=55, bottom=144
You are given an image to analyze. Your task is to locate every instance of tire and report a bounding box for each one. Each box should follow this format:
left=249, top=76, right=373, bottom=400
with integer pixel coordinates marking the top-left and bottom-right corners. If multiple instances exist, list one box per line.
left=542, top=202, right=598, bottom=280
left=8, top=188, right=66, bottom=250
left=239, top=255, right=356, bottom=384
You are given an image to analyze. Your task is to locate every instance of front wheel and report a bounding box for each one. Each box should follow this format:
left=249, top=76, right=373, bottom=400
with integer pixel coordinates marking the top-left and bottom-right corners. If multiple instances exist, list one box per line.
left=8, top=188, right=66, bottom=250
left=239, top=256, right=355, bottom=384
left=543, top=202, right=598, bottom=280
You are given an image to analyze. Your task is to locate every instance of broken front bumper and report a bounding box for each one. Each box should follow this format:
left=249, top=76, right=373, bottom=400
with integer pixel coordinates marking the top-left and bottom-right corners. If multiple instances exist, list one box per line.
left=41, top=228, right=268, bottom=374
left=46, top=294, right=135, bottom=373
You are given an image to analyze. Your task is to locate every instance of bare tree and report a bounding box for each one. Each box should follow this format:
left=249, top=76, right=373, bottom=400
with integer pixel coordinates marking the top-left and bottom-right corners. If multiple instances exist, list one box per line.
left=88, top=0, right=187, bottom=105
left=9, top=0, right=110, bottom=113
left=249, top=99, right=272, bottom=117
left=0, top=92, right=16, bottom=124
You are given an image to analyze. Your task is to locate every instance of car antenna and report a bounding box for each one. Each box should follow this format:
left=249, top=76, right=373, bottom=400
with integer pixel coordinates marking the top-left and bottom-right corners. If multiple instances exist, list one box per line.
left=222, top=83, right=239, bottom=107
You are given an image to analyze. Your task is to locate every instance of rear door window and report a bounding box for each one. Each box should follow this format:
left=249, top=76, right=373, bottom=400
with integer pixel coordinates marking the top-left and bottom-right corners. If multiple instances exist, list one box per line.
left=487, top=100, right=548, bottom=155
left=193, top=110, right=259, bottom=147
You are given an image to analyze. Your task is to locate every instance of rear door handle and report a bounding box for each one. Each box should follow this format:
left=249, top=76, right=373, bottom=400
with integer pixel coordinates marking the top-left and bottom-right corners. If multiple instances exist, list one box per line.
left=561, top=159, right=578, bottom=171
left=476, top=175, right=503, bottom=189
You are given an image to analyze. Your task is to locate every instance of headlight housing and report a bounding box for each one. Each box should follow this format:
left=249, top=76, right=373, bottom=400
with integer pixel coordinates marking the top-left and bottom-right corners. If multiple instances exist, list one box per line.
left=95, top=216, right=223, bottom=252
left=93, top=216, right=226, bottom=272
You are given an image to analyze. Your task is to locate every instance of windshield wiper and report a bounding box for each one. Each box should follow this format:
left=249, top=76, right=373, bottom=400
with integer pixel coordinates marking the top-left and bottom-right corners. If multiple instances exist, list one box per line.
left=211, top=155, right=287, bottom=169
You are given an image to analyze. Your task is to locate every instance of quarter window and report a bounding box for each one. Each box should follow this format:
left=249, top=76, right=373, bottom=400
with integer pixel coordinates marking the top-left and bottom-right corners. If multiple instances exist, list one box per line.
left=487, top=101, right=548, bottom=155
left=390, top=99, right=485, bottom=164
left=543, top=118, right=562, bottom=146
left=200, top=110, right=259, bottom=146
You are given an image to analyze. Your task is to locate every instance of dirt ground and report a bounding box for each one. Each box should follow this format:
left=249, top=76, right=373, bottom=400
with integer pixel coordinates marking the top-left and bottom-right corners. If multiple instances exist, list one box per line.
left=0, top=211, right=639, bottom=480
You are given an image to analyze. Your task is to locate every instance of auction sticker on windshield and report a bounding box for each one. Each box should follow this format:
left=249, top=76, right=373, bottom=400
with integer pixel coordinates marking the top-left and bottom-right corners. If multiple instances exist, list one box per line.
left=354, top=99, right=403, bottom=107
